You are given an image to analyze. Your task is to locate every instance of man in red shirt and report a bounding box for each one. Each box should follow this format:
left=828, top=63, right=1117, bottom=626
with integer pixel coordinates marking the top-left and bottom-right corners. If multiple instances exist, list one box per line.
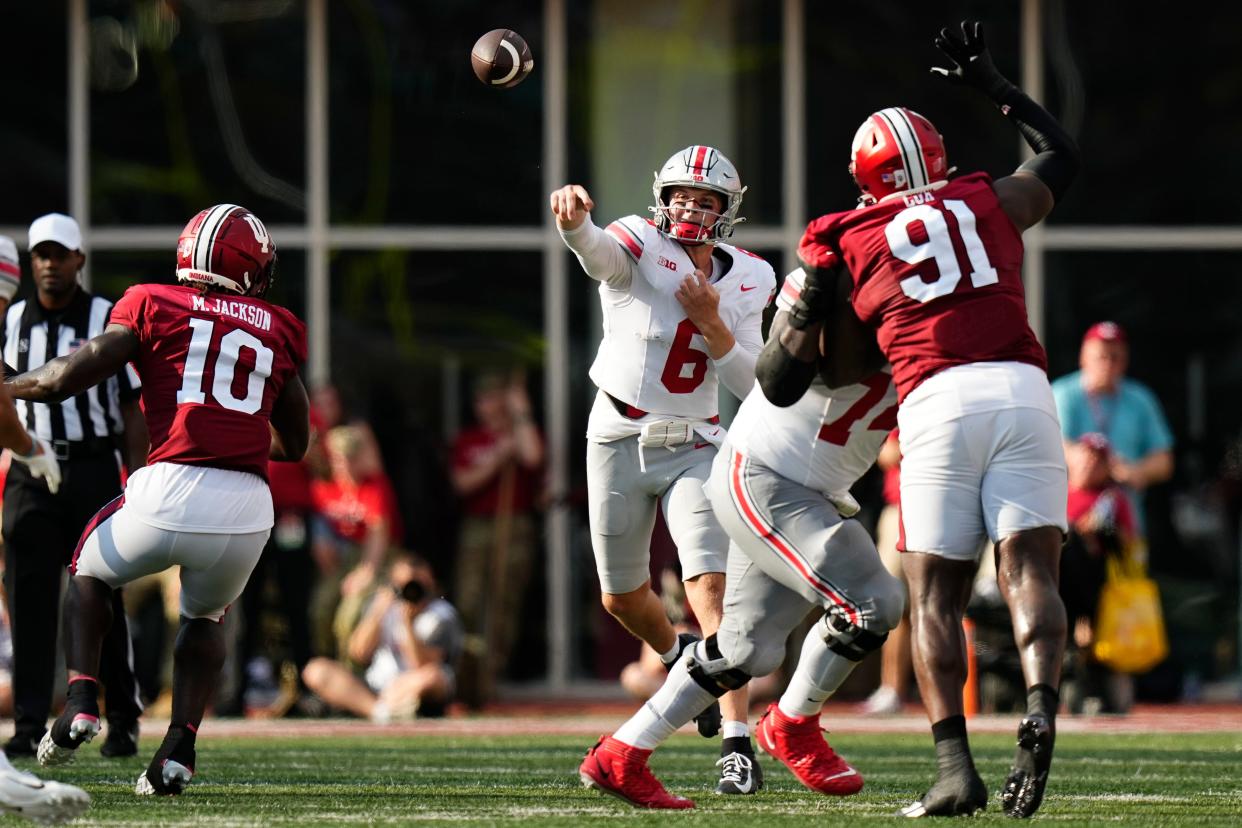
left=4, top=204, right=309, bottom=798
left=449, top=372, right=543, bottom=706
left=772, top=22, right=1079, bottom=818
left=310, top=424, right=403, bottom=657
left=220, top=406, right=327, bottom=717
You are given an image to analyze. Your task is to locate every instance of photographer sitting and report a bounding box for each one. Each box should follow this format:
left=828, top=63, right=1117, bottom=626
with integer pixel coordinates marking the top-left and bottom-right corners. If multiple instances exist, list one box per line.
left=1060, top=433, right=1139, bottom=714
left=302, top=554, right=462, bottom=720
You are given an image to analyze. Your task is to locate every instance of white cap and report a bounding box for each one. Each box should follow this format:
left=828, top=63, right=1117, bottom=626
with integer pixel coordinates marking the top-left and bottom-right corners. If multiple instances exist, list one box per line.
left=0, top=235, right=21, bottom=298
left=0, top=235, right=17, bottom=269
left=27, top=213, right=83, bottom=252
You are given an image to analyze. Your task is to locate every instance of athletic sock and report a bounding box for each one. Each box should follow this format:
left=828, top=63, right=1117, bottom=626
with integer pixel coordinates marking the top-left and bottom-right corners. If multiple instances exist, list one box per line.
left=777, top=626, right=856, bottom=718
left=661, top=632, right=699, bottom=669
left=1027, top=683, right=1059, bottom=721
left=931, top=715, right=977, bottom=779
left=722, top=720, right=750, bottom=741
left=721, top=735, right=754, bottom=757
left=143, top=724, right=198, bottom=794
left=614, top=659, right=717, bottom=750
left=51, top=677, right=100, bottom=747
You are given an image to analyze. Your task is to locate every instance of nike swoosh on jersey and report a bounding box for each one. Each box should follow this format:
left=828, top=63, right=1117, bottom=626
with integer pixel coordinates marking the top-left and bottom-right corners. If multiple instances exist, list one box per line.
left=740, top=284, right=757, bottom=292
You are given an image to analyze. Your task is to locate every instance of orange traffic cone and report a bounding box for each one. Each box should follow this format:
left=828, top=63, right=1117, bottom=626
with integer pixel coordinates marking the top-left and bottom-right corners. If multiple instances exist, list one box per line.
left=963, top=617, right=979, bottom=718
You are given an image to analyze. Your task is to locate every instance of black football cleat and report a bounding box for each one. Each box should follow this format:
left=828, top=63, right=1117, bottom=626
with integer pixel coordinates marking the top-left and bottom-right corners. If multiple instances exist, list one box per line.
left=900, top=770, right=988, bottom=818
left=101, top=719, right=140, bottom=758
left=1001, top=714, right=1055, bottom=818
left=715, top=750, right=763, bottom=795
left=136, top=726, right=196, bottom=796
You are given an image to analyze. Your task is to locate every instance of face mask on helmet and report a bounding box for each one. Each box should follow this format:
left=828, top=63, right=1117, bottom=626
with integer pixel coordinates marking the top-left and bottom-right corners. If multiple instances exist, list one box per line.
left=650, top=145, right=747, bottom=245
left=175, top=204, right=278, bottom=298
left=849, top=108, right=950, bottom=205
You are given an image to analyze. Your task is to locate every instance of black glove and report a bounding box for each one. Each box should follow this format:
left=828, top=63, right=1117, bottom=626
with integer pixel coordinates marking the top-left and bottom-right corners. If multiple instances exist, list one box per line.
left=787, top=265, right=836, bottom=331
left=932, top=19, right=1080, bottom=202
left=931, top=20, right=1013, bottom=101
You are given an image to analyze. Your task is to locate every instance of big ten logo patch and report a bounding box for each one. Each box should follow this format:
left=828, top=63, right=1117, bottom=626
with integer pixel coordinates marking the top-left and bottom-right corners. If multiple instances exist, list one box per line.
left=656, top=256, right=678, bottom=272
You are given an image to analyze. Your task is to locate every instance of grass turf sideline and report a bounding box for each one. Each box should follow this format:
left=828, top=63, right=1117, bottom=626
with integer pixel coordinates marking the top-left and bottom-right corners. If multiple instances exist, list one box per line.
left=6, top=730, right=1240, bottom=826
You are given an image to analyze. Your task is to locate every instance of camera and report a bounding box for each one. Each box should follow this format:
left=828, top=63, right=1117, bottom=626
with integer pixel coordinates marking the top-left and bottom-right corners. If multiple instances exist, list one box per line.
left=399, top=579, right=427, bottom=604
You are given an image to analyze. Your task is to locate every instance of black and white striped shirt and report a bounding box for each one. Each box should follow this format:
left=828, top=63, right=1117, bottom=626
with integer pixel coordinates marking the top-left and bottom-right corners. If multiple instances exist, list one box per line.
left=2, top=288, right=140, bottom=443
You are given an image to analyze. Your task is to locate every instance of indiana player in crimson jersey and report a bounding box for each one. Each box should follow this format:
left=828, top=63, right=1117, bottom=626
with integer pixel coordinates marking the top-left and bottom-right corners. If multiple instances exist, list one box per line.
left=4, top=204, right=309, bottom=798
left=770, top=22, right=1080, bottom=819
left=551, top=145, right=775, bottom=795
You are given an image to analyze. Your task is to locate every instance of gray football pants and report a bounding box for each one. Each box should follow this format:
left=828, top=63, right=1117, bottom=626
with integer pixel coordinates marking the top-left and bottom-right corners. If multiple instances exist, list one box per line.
left=704, top=445, right=906, bottom=678
left=587, top=436, right=728, bottom=595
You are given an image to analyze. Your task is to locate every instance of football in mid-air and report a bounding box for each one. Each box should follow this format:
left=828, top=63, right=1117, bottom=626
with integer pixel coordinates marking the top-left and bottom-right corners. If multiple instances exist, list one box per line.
left=471, top=29, right=534, bottom=89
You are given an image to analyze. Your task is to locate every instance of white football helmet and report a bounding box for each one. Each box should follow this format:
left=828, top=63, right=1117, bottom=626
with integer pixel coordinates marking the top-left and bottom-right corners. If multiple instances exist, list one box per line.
left=650, top=145, right=746, bottom=244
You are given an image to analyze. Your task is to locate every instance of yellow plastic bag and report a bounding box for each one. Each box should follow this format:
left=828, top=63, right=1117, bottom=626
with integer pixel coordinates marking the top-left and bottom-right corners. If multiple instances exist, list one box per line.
left=1092, top=555, right=1168, bottom=674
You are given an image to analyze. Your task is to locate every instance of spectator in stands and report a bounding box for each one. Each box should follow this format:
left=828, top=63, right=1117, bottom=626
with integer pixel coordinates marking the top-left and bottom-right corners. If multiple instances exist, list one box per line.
left=219, top=410, right=325, bottom=717
left=310, top=424, right=403, bottom=657
left=0, top=596, right=12, bottom=718
left=311, top=384, right=345, bottom=433
left=1060, top=433, right=1139, bottom=714
left=1052, top=322, right=1174, bottom=531
left=450, top=371, right=544, bottom=707
left=301, top=554, right=462, bottom=720
left=862, top=431, right=913, bottom=715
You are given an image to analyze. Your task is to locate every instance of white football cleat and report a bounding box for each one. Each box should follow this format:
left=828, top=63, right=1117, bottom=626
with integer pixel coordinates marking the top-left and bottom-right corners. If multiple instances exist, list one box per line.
left=36, top=717, right=100, bottom=768
left=135, top=760, right=193, bottom=796
left=0, top=765, right=90, bottom=825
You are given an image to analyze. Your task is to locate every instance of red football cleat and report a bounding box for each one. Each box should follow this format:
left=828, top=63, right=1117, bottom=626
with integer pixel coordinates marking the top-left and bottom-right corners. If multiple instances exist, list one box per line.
left=755, top=703, right=864, bottom=796
left=579, top=736, right=694, bottom=809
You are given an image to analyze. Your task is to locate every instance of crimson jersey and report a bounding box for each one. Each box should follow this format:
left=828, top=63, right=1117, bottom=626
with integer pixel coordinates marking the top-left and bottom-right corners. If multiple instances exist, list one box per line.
left=110, top=283, right=307, bottom=479
left=798, top=172, right=1045, bottom=400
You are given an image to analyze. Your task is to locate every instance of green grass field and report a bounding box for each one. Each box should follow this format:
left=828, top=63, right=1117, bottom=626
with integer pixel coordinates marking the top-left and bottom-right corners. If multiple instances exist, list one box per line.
left=9, top=730, right=1241, bottom=826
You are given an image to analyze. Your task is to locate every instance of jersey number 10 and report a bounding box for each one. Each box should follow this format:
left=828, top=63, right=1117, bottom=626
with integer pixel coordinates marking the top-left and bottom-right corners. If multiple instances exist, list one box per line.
left=886, top=199, right=999, bottom=303
left=176, top=317, right=274, bottom=414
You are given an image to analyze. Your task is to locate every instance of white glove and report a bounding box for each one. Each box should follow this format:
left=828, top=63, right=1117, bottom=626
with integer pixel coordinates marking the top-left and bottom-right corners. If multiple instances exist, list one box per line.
left=827, top=491, right=861, bottom=519
left=11, top=434, right=61, bottom=494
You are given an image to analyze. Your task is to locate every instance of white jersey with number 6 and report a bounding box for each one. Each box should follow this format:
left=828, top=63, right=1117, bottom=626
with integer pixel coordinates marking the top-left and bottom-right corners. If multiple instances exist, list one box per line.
left=560, top=214, right=774, bottom=438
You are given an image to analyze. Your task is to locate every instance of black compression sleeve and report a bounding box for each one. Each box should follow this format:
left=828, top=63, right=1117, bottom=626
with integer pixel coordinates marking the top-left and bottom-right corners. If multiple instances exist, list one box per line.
left=992, top=84, right=1081, bottom=201
left=755, top=341, right=817, bottom=408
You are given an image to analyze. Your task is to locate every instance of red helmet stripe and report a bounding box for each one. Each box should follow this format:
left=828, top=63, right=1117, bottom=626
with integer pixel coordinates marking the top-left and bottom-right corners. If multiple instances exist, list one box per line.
left=692, top=145, right=709, bottom=175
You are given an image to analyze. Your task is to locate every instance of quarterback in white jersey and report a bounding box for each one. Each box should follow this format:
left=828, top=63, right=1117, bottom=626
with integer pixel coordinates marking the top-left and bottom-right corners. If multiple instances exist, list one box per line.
left=551, top=145, right=775, bottom=795
left=575, top=269, right=905, bottom=809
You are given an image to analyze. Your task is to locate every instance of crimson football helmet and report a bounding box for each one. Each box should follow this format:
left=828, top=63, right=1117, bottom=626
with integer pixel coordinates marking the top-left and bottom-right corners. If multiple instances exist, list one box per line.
left=849, top=108, right=950, bottom=204
left=175, top=204, right=276, bottom=297
left=651, top=145, right=746, bottom=244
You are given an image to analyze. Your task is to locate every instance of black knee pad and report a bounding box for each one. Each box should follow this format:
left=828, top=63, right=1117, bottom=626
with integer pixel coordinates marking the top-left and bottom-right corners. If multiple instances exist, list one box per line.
left=686, top=634, right=752, bottom=697
left=819, top=604, right=889, bottom=662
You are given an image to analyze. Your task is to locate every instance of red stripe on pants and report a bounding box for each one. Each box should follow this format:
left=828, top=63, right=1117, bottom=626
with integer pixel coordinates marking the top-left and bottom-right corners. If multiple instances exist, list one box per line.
left=69, top=494, right=126, bottom=575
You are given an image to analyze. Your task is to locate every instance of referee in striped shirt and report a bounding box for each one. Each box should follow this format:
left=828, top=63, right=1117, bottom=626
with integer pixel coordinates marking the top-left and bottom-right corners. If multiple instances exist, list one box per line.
left=1, top=213, right=147, bottom=758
